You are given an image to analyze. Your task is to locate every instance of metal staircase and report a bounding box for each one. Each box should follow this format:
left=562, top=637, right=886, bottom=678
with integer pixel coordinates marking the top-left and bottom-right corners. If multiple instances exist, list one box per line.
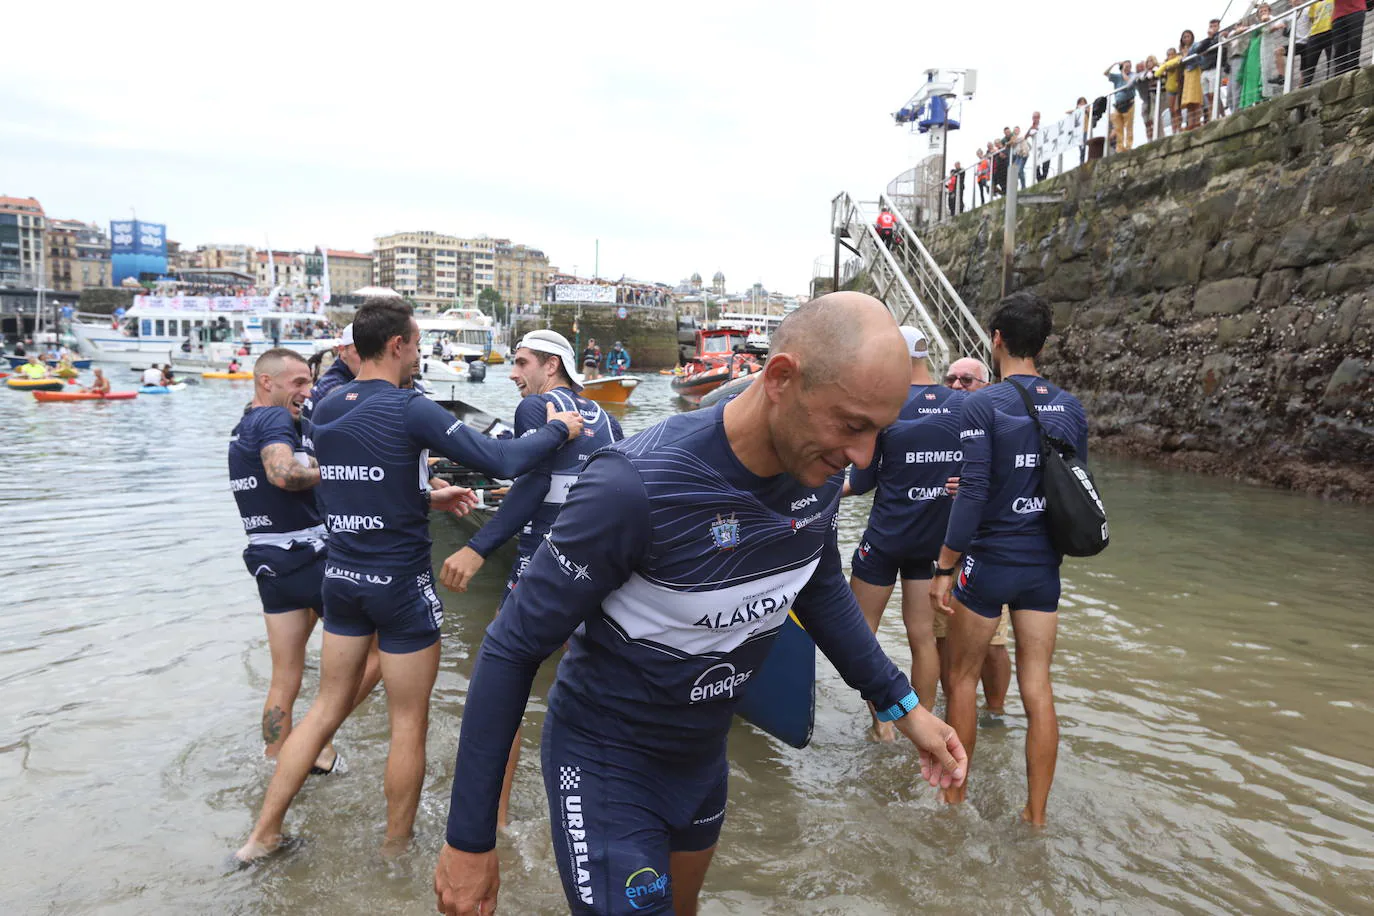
left=830, top=192, right=990, bottom=368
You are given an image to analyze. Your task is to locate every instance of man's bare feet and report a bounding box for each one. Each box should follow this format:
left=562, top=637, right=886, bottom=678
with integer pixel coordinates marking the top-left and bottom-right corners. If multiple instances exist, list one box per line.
left=1021, top=805, right=1046, bottom=827
left=867, top=721, right=896, bottom=743
left=380, top=834, right=412, bottom=858
left=234, top=835, right=283, bottom=864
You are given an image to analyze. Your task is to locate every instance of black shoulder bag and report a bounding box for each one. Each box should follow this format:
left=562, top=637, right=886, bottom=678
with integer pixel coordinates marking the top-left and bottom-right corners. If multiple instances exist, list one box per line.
left=1009, top=380, right=1109, bottom=557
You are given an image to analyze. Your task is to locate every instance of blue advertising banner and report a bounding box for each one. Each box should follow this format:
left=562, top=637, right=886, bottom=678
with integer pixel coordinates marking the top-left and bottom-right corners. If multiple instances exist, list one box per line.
left=110, top=219, right=168, bottom=284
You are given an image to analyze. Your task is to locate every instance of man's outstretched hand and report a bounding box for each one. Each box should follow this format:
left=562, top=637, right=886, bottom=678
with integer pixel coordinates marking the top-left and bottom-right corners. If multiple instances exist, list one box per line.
left=895, top=706, right=967, bottom=789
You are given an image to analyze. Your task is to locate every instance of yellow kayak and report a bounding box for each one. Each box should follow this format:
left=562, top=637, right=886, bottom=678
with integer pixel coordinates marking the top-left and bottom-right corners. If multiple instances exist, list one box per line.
left=6, top=377, right=65, bottom=391
left=202, top=371, right=254, bottom=380
left=54, top=367, right=80, bottom=379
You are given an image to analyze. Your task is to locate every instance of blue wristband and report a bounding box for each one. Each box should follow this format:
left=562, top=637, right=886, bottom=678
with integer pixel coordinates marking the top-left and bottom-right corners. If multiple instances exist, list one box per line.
left=875, top=690, right=920, bottom=722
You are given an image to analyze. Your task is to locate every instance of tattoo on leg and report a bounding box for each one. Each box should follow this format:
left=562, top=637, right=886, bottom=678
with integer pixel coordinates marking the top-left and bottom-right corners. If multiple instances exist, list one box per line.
left=263, top=706, right=286, bottom=745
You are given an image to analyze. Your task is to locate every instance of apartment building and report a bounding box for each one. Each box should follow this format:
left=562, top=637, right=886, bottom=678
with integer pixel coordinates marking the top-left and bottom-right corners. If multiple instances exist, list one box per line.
left=494, top=240, right=552, bottom=308
left=326, top=249, right=374, bottom=295
left=46, top=219, right=111, bottom=292
left=373, top=231, right=496, bottom=310
left=0, top=196, right=46, bottom=288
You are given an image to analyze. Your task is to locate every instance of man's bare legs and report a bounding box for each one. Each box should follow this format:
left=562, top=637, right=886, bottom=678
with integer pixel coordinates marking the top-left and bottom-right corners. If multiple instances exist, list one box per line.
left=939, top=600, right=998, bottom=805
left=261, top=612, right=383, bottom=771
left=669, top=845, right=717, bottom=916
left=237, top=631, right=373, bottom=861
left=849, top=576, right=897, bottom=741
left=1010, top=609, right=1059, bottom=826
left=982, top=645, right=1012, bottom=714
left=899, top=577, right=939, bottom=711
left=261, top=609, right=317, bottom=758
left=379, top=640, right=441, bottom=852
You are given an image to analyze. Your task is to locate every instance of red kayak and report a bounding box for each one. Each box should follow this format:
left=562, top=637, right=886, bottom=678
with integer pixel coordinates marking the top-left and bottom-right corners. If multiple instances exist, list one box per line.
left=33, top=391, right=138, bottom=402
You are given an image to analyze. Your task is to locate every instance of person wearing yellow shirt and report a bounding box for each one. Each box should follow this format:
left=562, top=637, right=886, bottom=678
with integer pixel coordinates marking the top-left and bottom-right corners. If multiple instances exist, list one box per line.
left=17, top=355, right=50, bottom=379
left=1156, top=48, right=1183, bottom=135
left=1302, top=1, right=1336, bottom=86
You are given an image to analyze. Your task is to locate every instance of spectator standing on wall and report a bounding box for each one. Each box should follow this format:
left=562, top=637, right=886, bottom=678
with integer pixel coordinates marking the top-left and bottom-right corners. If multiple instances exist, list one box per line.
left=975, top=148, right=990, bottom=205
left=1330, top=0, right=1366, bottom=75
left=945, top=167, right=959, bottom=217
left=1193, top=19, right=1225, bottom=122
left=1105, top=60, right=1136, bottom=151
left=1303, top=1, right=1336, bottom=86
left=1070, top=97, right=1090, bottom=163
left=1136, top=57, right=1159, bottom=141
left=1017, top=115, right=1040, bottom=187
left=1157, top=47, right=1183, bottom=135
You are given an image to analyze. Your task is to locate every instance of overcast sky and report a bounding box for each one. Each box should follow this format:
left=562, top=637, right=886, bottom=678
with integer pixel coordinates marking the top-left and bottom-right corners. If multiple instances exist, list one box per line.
left=2, top=0, right=1244, bottom=296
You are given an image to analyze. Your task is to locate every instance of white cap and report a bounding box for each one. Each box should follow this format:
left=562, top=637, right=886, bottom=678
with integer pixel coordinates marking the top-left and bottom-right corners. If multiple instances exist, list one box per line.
left=340, top=323, right=355, bottom=347
left=899, top=326, right=929, bottom=360
left=516, top=329, right=585, bottom=391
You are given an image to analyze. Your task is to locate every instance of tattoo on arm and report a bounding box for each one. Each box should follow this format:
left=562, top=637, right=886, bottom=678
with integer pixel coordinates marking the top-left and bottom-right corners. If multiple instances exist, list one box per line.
left=262, top=706, right=286, bottom=745
left=261, top=443, right=321, bottom=491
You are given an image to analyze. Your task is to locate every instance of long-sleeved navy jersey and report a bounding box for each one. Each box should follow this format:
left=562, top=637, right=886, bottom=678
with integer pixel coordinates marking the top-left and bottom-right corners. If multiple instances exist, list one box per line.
left=228, top=406, right=322, bottom=539
left=308, top=379, right=569, bottom=574
left=445, top=404, right=914, bottom=853
left=849, top=384, right=966, bottom=559
left=465, top=386, right=623, bottom=560
left=943, top=375, right=1089, bottom=566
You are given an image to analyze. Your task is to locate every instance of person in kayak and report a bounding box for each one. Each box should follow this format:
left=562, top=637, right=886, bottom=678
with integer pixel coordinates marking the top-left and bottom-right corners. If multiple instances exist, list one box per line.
left=17, top=354, right=49, bottom=379
left=84, top=368, right=111, bottom=395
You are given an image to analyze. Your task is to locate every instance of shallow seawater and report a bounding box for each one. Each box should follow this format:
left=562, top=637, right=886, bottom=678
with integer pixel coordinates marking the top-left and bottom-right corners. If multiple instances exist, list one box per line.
left=2, top=371, right=1370, bottom=915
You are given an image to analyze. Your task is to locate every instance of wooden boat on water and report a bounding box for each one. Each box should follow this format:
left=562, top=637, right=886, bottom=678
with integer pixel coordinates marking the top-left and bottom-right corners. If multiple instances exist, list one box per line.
left=579, top=375, right=640, bottom=404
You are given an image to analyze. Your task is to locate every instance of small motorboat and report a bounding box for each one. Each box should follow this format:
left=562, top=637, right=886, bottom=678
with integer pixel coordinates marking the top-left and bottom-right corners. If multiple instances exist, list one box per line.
left=580, top=375, right=640, bottom=404
left=139, top=383, right=187, bottom=394
left=33, top=391, right=139, bottom=402
left=670, top=328, right=762, bottom=404
left=202, top=371, right=253, bottom=380
left=6, top=377, right=65, bottom=392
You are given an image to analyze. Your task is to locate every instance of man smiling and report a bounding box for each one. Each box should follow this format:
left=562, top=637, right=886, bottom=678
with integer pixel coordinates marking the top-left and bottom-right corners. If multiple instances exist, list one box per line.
left=434, top=292, right=966, bottom=916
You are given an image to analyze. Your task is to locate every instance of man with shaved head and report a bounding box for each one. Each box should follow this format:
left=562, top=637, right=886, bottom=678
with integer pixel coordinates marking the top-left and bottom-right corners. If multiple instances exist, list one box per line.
left=436, top=292, right=967, bottom=916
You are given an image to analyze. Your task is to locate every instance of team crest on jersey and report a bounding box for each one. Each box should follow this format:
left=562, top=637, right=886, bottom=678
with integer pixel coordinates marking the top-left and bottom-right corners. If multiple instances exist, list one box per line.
left=709, top=513, right=741, bottom=550
left=924, top=392, right=937, bottom=400
left=345, top=392, right=359, bottom=400
left=1035, top=385, right=1048, bottom=394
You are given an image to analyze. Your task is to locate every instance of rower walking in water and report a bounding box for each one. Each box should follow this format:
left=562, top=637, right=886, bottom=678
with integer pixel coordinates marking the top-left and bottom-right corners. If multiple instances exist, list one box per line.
left=227, top=348, right=380, bottom=772
left=435, top=293, right=965, bottom=916
left=440, top=329, right=622, bottom=829
left=843, top=327, right=966, bottom=738
left=235, top=301, right=583, bottom=862
left=932, top=292, right=1089, bottom=825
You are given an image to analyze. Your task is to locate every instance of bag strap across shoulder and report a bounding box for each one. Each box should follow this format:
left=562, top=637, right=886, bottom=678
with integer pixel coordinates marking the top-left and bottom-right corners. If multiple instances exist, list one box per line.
left=1007, top=377, right=1076, bottom=460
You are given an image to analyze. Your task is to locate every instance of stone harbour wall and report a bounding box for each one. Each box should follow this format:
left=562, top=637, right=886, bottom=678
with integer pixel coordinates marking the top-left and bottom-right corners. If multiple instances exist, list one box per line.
left=514, top=303, right=680, bottom=370
left=920, top=66, right=1374, bottom=501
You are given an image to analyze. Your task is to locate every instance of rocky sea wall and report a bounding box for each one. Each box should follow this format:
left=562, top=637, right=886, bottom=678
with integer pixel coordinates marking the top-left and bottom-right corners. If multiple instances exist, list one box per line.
left=920, top=66, right=1374, bottom=501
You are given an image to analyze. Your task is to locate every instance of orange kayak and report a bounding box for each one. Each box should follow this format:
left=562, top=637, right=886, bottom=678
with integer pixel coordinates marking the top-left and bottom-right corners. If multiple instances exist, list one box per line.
left=33, top=390, right=139, bottom=402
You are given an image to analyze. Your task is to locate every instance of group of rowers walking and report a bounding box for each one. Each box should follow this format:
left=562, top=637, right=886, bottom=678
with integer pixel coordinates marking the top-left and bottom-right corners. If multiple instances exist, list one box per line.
left=226, top=289, right=1089, bottom=915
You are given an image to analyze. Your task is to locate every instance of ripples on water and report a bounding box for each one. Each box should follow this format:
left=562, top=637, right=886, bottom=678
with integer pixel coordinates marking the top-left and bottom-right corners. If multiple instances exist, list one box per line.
left=1, top=374, right=1371, bottom=914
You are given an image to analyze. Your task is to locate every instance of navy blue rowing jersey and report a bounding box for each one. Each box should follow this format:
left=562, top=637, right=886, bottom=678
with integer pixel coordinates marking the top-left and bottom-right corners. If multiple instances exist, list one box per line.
left=465, top=386, right=624, bottom=560
left=944, top=375, right=1090, bottom=566
left=227, top=406, right=321, bottom=537
left=308, top=379, right=570, bottom=574
left=849, top=384, right=966, bottom=559
left=446, top=404, right=913, bottom=853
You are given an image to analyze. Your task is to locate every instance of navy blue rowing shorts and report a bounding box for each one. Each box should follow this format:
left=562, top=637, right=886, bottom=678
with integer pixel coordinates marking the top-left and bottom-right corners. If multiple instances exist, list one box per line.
left=321, top=563, right=443, bottom=654
left=541, top=711, right=727, bottom=915
left=850, top=537, right=934, bottom=586
left=952, top=554, right=1060, bottom=618
left=245, top=544, right=325, bottom=615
